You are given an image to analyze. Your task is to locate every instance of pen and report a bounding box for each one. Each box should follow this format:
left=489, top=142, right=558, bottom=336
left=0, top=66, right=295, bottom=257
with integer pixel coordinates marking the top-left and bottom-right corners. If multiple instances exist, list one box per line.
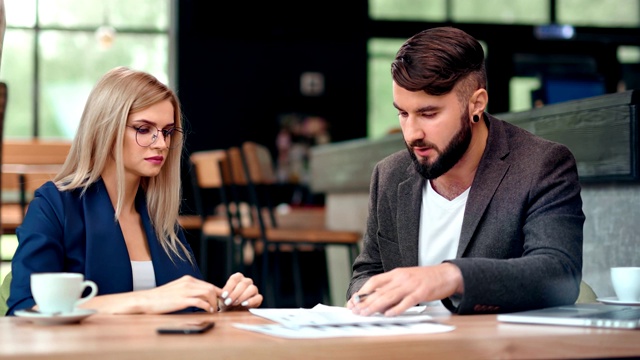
left=354, top=291, right=375, bottom=304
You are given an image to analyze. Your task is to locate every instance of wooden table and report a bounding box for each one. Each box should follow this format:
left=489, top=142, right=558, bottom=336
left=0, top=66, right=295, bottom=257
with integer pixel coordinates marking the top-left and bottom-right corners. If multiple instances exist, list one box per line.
left=0, top=308, right=638, bottom=359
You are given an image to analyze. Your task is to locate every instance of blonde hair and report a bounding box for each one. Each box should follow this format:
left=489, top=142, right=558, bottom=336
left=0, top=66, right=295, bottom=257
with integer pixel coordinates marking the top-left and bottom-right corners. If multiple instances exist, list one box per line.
left=54, top=66, right=192, bottom=264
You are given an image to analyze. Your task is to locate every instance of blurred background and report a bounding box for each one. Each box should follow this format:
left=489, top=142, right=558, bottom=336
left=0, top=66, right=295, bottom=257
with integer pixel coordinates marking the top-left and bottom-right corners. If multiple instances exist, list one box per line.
left=1, top=0, right=639, bottom=299
left=2, top=1, right=638, bottom=143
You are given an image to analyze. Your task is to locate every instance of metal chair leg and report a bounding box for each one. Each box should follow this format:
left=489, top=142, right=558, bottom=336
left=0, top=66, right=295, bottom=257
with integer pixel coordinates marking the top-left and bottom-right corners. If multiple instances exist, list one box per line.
left=225, top=235, right=233, bottom=279
left=291, top=247, right=304, bottom=307
left=199, top=234, right=208, bottom=280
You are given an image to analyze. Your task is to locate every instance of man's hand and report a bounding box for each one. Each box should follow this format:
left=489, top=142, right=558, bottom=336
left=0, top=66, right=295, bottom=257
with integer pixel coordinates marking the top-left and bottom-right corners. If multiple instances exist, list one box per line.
left=347, top=263, right=463, bottom=316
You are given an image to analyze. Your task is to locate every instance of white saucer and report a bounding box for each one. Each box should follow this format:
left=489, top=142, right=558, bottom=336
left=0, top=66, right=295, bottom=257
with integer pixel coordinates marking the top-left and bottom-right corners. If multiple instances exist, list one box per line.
left=15, top=308, right=97, bottom=325
left=596, top=297, right=640, bottom=306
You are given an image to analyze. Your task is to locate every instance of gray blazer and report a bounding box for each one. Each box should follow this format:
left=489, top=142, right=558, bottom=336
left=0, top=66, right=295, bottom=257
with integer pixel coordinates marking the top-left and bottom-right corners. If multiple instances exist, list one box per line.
left=348, top=113, right=585, bottom=315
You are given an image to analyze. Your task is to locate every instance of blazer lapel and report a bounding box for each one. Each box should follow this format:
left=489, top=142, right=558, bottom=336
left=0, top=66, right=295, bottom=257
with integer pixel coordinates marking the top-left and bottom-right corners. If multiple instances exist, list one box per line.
left=83, top=179, right=133, bottom=293
left=457, top=114, right=510, bottom=257
left=139, top=193, right=177, bottom=286
left=138, top=192, right=199, bottom=285
left=397, top=163, right=425, bottom=267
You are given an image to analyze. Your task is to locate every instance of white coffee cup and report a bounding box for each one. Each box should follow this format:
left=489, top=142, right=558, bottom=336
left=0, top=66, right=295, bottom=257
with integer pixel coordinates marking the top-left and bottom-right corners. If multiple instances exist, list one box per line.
left=610, top=267, right=640, bottom=302
left=30, top=272, right=98, bottom=314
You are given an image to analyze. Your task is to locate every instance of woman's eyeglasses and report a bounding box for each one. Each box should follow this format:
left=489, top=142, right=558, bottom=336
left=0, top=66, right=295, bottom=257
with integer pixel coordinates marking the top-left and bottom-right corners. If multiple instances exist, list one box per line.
left=127, top=124, right=184, bottom=149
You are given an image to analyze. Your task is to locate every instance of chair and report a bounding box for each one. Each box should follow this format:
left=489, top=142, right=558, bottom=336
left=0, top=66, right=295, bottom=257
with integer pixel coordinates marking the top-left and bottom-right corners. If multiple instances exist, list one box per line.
left=227, top=141, right=361, bottom=307
left=576, top=280, right=598, bottom=304
left=0, top=271, right=10, bottom=316
left=188, top=150, right=239, bottom=282
left=0, top=82, right=6, bottom=259
left=1, top=168, right=61, bottom=234
left=0, top=139, right=68, bottom=264
left=1, top=140, right=70, bottom=236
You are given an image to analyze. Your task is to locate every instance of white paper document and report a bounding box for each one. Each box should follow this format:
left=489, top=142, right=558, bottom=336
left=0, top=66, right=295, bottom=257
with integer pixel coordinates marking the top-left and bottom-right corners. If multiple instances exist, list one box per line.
left=233, top=304, right=455, bottom=339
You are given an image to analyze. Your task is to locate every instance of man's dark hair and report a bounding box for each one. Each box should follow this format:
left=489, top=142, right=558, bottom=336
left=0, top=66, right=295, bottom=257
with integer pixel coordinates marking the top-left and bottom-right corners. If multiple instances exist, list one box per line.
left=391, top=27, right=487, bottom=98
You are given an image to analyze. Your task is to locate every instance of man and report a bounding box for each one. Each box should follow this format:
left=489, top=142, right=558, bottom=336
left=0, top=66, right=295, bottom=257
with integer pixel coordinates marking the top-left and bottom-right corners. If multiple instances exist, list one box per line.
left=347, top=27, right=584, bottom=316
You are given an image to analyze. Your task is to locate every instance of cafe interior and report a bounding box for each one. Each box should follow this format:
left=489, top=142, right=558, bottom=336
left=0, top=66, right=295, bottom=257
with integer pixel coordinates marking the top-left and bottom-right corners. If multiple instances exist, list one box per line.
left=0, top=0, right=639, bottom=311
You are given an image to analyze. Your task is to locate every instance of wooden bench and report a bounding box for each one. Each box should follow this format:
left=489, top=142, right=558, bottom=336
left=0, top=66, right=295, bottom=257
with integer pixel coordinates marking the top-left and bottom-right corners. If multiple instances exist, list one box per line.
left=1, top=140, right=71, bottom=235
left=177, top=214, right=202, bottom=231
left=0, top=139, right=201, bottom=235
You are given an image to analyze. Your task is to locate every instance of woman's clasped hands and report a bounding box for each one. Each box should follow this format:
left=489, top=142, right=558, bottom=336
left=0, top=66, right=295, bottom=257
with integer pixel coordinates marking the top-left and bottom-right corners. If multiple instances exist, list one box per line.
left=109, top=272, right=263, bottom=314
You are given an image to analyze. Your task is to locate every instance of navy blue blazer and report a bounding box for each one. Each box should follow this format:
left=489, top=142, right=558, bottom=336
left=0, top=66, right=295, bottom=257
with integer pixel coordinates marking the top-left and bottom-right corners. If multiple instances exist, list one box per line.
left=7, top=179, right=202, bottom=316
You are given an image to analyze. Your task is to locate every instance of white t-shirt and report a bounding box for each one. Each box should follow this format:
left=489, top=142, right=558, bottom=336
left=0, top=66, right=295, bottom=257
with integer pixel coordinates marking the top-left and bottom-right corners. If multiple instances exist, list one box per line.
left=131, top=261, right=156, bottom=291
left=418, top=180, right=469, bottom=306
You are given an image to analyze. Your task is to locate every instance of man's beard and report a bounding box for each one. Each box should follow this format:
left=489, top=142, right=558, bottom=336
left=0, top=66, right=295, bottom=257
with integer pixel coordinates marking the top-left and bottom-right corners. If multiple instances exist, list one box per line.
left=406, top=113, right=473, bottom=180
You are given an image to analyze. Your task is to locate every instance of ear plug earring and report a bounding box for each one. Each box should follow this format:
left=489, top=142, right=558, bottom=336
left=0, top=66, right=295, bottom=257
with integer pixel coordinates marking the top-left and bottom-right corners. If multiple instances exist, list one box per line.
left=473, top=114, right=480, bottom=123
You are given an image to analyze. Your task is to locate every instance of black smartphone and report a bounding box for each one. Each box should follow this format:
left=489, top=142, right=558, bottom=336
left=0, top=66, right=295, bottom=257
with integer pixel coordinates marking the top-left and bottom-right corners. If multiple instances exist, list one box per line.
left=156, top=321, right=215, bottom=334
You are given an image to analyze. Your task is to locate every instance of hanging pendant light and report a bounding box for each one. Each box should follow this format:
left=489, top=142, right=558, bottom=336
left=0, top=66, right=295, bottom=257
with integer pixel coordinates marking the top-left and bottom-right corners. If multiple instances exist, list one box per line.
left=95, top=3, right=116, bottom=50
left=96, top=25, right=116, bottom=49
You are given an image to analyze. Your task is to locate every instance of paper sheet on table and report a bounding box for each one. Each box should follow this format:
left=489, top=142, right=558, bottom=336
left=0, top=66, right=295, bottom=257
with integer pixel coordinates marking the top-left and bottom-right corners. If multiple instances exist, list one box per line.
left=247, top=303, right=432, bottom=328
left=233, top=304, right=455, bottom=339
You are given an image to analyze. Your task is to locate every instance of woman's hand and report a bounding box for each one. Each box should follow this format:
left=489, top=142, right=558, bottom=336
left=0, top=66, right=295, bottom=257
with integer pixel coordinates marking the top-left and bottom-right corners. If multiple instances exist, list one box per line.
left=217, top=272, right=263, bottom=311
left=81, top=274, right=262, bottom=314
left=82, top=275, right=221, bottom=314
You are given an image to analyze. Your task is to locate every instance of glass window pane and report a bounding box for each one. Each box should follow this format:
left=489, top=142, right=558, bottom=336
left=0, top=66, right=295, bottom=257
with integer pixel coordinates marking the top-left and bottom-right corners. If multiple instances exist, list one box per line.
left=38, top=30, right=169, bottom=139
left=618, top=46, right=640, bottom=92
left=369, top=0, right=446, bottom=21
left=452, top=0, right=549, bottom=24
left=4, top=0, right=36, bottom=27
left=618, top=46, right=640, bottom=64
left=509, top=77, right=542, bottom=112
left=110, top=0, right=169, bottom=30
left=38, top=0, right=103, bottom=28
left=0, top=29, right=35, bottom=138
left=558, top=0, right=639, bottom=27
left=368, top=38, right=405, bottom=139
left=39, top=0, right=169, bottom=30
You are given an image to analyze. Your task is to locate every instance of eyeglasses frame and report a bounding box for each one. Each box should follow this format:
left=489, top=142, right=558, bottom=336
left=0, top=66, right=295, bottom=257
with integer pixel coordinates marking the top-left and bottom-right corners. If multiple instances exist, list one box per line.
left=126, top=124, right=184, bottom=149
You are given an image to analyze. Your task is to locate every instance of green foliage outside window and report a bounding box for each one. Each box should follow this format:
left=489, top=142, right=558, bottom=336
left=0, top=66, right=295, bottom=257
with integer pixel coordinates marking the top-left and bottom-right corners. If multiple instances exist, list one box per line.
left=1, top=0, right=638, bottom=141
left=367, top=0, right=640, bottom=139
left=0, top=0, right=170, bottom=140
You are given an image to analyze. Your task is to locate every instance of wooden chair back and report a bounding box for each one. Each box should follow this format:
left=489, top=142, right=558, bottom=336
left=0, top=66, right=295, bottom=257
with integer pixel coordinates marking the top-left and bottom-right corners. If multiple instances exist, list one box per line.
left=2, top=140, right=71, bottom=165
left=227, top=141, right=362, bottom=307
left=189, top=150, right=230, bottom=189
left=227, top=146, right=249, bottom=186
left=1, top=140, right=71, bottom=234
left=187, top=150, right=240, bottom=279
left=188, top=149, right=234, bottom=226
left=229, top=144, right=277, bottom=228
left=241, top=141, right=277, bottom=185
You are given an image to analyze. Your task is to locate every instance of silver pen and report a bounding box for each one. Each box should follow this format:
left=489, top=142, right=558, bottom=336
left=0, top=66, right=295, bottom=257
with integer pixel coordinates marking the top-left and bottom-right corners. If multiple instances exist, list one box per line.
left=354, top=291, right=375, bottom=304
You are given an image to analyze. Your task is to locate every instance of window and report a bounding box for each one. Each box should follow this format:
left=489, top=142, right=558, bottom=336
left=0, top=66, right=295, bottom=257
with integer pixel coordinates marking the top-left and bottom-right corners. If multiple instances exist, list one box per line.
left=367, top=38, right=404, bottom=139
left=0, top=0, right=173, bottom=140
left=451, top=0, right=548, bottom=24
left=367, top=0, right=640, bottom=139
left=557, top=0, right=639, bottom=27
left=370, top=0, right=549, bottom=25
left=369, top=0, right=446, bottom=21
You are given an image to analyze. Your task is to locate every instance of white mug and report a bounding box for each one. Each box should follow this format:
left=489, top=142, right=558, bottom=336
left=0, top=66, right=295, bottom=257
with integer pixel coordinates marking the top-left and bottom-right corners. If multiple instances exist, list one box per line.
left=31, top=272, right=98, bottom=314
left=610, top=267, right=640, bottom=302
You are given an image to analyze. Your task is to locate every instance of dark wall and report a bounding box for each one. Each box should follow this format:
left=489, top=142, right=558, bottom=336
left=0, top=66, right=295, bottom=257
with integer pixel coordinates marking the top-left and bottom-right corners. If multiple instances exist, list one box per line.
left=177, top=1, right=636, bottom=158
left=176, top=1, right=638, bottom=215
left=177, top=1, right=369, bottom=157
left=176, top=1, right=368, bottom=214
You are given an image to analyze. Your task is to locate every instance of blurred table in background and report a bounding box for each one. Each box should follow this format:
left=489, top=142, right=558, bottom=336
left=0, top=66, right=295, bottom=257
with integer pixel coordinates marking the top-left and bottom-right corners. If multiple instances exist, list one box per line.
left=310, top=133, right=405, bottom=305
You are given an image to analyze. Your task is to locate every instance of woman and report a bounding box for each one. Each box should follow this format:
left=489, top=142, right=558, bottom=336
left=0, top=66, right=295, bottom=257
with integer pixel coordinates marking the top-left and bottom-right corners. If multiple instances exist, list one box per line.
left=6, top=67, right=262, bottom=315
